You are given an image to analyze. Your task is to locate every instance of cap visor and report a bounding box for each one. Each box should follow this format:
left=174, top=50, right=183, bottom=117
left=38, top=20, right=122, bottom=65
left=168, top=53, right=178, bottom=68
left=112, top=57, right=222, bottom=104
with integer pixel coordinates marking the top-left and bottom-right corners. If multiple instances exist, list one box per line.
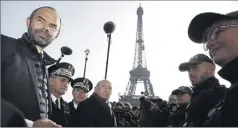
left=72, top=87, right=88, bottom=92
left=56, top=75, right=73, bottom=81
left=188, top=12, right=237, bottom=43
left=179, top=61, right=201, bottom=72
left=172, top=89, right=186, bottom=95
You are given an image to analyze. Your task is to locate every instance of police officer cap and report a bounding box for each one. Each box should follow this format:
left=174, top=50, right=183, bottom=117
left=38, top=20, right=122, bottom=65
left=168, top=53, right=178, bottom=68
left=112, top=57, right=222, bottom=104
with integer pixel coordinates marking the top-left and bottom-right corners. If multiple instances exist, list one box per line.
left=172, top=86, right=193, bottom=95
left=48, top=62, right=75, bottom=81
left=71, top=77, right=93, bottom=92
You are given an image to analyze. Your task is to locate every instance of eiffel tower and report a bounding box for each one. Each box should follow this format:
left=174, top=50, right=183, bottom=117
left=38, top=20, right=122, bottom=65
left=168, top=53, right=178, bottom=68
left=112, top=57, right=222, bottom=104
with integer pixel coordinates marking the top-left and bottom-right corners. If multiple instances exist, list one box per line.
left=119, top=4, right=156, bottom=107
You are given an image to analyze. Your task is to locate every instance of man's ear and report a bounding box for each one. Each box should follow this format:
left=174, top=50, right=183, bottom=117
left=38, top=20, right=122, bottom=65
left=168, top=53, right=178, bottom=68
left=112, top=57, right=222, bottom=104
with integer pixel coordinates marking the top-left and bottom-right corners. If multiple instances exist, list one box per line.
left=55, top=27, right=60, bottom=39
left=54, top=19, right=61, bottom=39
left=26, top=17, right=31, bottom=29
left=209, top=64, right=216, bottom=76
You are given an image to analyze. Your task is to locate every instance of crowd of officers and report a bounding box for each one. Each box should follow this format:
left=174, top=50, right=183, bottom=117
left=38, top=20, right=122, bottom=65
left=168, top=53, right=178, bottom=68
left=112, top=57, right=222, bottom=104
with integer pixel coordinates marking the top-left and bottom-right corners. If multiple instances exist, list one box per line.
left=138, top=54, right=227, bottom=127
left=1, top=5, right=238, bottom=127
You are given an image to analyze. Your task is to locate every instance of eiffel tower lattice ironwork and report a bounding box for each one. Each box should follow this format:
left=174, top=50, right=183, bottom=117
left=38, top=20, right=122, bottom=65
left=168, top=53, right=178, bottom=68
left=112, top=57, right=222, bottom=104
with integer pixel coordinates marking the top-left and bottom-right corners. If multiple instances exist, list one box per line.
left=119, top=4, right=156, bottom=106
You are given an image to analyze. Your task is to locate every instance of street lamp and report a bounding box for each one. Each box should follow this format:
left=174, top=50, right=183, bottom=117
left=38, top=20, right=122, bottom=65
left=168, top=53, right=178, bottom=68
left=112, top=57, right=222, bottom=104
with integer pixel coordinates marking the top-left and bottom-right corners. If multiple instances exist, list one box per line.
left=83, top=49, right=90, bottom=78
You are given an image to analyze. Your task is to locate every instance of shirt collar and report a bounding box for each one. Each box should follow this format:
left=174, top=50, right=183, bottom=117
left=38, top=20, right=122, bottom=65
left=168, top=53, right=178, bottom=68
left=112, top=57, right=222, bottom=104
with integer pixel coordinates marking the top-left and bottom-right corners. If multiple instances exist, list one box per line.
left=92, top=92, right=107, bottom=103
left=36, top=45, right=44, bottom=55
left=51, top=93, right=58, bottom=103
left=73, top=101, right=78, bottom=109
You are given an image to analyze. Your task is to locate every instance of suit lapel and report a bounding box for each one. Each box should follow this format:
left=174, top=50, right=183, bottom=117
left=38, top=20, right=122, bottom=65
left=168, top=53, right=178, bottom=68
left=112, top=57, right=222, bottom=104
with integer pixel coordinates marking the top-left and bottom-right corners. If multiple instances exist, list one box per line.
left=102, top=101, right=116, bottom=126
left=19, top=38, right=53, bottom=118
left=24, top=55, right=41, bottom=107
left=112, top=111, right=117, bottom=126
left=51, top=99, right=57, bottom=108
left=18, top=38, right=40, bottom=106
left=92, top=95, right=112, bottom=117
left=46, top=70, right=52, bottom=117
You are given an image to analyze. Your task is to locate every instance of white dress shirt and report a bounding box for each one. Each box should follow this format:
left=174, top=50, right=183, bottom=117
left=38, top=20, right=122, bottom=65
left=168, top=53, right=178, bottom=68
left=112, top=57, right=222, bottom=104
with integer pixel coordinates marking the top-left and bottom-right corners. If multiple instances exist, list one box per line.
left=73, top=101, right=78, bottom=110
left=36, top=45, right=44, bottom=54
left=51, top=94, right=61, bottom=109
left=106, top=100, right=113, bottom=115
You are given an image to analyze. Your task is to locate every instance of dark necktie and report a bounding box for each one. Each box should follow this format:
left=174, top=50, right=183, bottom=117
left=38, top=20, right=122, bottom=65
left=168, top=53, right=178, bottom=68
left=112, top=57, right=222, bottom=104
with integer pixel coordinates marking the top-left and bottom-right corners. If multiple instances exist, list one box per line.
left=55, top=99, right=60, bottom=109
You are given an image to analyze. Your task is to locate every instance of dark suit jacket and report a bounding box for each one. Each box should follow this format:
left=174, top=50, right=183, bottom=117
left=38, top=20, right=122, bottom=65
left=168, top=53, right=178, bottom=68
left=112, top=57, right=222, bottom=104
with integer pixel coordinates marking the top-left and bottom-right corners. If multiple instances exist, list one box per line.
left=72, top=93, right=115, bottom=127
left=1, top=98, right=27, bottom=127
left=1, top=34, right=55, bottom=121
left=50, top=98, right=71, bottom=127
left=68, top=100, right=76, bottom=115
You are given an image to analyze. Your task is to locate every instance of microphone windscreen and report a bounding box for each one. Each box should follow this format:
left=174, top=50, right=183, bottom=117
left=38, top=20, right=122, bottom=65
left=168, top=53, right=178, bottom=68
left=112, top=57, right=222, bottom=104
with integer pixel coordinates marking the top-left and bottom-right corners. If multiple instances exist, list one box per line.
left=103, top=21, right=116, bottom=34
left=61, top=46, right=72, bottom=55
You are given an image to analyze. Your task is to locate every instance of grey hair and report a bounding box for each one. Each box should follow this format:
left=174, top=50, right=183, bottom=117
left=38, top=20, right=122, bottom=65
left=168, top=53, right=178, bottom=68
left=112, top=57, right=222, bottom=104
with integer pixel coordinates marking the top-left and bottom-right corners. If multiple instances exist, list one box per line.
left=96, top=80, right=112, bottom=88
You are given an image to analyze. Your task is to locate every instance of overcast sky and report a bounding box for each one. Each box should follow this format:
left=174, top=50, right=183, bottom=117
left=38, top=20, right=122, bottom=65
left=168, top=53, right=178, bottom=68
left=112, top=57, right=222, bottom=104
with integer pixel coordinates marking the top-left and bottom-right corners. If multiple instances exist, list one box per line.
left=1, top=1, right=237, bottom=102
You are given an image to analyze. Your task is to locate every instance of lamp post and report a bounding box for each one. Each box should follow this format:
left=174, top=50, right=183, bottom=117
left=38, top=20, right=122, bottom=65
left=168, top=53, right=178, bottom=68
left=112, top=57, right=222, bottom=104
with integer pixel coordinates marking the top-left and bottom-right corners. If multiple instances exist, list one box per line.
left=83, top=49, right=90, bottom=78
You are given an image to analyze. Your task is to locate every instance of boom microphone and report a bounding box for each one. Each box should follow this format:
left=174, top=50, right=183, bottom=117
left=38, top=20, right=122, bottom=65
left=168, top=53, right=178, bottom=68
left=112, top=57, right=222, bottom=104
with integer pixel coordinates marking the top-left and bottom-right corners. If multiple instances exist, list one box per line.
left=56, top=46, right=73, bottom=64
left=103, top=21, right=116, bottom=34
left=61, top=46, right=72, bottom=55
left=104, top=21, right=116, bottom=79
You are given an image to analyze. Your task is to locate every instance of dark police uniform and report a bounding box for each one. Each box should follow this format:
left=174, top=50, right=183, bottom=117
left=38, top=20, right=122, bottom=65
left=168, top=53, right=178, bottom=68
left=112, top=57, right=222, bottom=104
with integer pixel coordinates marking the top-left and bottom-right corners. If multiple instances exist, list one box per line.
left=68, top=78, right=93, bottom=114
left=179, top=54, right=226, bottom=127
left=48, top=62, right=75, bottom=127
left=186, top=10, right=238, bottom=127
left=69, top=77, right=93, bottom=127
left=203, top=58, right=238, bottom=127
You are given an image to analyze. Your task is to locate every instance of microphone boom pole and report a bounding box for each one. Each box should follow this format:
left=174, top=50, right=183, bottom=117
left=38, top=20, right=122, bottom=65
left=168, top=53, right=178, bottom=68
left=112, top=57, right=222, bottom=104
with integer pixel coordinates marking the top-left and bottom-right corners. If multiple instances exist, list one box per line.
left=56, top=46, right=73, bottom=64
left=105, top=34, right=112, bottom=79
left=103, top=21, right=115, bottom=79
left=56, top=54, right=64, bottom=64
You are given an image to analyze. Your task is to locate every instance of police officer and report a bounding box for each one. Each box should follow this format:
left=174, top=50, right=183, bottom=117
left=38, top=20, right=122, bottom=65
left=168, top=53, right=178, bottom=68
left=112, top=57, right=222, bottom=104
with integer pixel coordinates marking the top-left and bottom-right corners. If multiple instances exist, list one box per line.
left=69, top=77, right=93, bottom=126
left=168, top=86, right=193, bottom=127
left=68, top=77, right=93, bottom=113
left=172, top=86, right=193, bottom=105
left=48, top=62, right=75, bottom=127
left=187, top=10, right=238, bottom=126
left=178, top=54, right=226, bottom=126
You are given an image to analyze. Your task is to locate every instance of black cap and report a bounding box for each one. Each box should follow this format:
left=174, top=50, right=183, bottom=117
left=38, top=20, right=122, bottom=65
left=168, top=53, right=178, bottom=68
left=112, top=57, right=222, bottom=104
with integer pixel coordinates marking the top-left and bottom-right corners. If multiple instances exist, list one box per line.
left=71, top=77, right=93, bottom=92
left=48, top=62, right=75, bottom=81
left=179, top=54, right=214, bottom=72
left=172, top=86, right=193, bottom=95
left=132, top=106, right=139, bottom=111
left=188, top=10, right=238, bottom=43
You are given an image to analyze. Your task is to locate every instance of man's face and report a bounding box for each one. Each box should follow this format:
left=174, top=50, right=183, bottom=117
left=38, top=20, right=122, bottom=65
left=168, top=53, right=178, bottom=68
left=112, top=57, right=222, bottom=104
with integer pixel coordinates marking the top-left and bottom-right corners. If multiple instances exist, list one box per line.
left=72, top=88, right=88, bottom=103
left=50, top=76, right=70, bottom=96
left=176, top=93, right=191, bottom=105
left=205, top=20, right=238, bottom=66
left=187, top=62, right=213, bottom=85
left=95, top=81, right=112, bottom=100
left=27, top=8, right=61, bottom=48
left=168, top=95, right=177, bottom=104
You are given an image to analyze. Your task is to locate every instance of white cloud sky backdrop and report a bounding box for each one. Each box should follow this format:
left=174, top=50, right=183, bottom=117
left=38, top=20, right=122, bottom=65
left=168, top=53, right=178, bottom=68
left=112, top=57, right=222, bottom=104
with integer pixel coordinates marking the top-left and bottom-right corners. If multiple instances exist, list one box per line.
left=1, top=1, right=237, bottom=102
